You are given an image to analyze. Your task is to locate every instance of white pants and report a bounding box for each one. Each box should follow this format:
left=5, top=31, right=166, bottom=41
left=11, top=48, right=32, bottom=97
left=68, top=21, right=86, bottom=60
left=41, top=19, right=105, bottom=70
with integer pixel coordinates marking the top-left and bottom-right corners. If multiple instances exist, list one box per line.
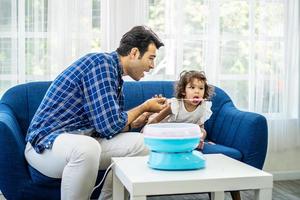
left=25, top=132, right=149, bottom=200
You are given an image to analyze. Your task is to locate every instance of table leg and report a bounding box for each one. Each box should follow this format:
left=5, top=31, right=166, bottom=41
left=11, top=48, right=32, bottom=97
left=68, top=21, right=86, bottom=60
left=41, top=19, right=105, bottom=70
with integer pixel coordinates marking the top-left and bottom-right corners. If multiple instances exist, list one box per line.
left=113, top=172, right=125, bottom=200
left=254, top=188, right=272, bottom=200
left=211, top=191, right=224, bottom=200
left=130, top=196, right=146, bottom=200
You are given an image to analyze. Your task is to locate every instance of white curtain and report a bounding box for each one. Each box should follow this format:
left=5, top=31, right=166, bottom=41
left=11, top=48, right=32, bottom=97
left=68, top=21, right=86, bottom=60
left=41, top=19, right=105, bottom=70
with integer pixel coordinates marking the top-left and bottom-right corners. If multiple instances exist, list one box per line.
left=47, top=0, right=94, bottom=78
left=100, top=0, right=147, bottom=52
left=1, top=0, right=97, bottom=82
left=266, top=0, right=299, bottom=151
left=143, top=0, right=300, bottom=151
left=1, top=0, right=299, bottom=152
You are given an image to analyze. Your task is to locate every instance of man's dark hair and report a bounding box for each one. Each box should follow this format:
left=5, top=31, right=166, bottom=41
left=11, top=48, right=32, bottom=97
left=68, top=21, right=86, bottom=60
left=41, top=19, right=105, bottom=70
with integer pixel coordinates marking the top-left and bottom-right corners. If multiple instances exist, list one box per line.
left=116, top=26, right=164, bottom=57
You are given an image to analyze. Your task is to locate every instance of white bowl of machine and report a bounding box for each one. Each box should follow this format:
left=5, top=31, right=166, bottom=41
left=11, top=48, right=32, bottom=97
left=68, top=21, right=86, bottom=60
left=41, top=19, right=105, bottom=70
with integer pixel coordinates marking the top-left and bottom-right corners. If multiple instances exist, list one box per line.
left=143, top=123, right=205, bottom=170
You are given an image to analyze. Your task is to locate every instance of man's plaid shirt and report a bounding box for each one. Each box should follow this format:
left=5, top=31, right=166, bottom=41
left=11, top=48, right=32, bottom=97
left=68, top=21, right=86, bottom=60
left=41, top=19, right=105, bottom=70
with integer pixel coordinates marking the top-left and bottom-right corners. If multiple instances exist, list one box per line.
left=26, top=51, right=127, bottom=153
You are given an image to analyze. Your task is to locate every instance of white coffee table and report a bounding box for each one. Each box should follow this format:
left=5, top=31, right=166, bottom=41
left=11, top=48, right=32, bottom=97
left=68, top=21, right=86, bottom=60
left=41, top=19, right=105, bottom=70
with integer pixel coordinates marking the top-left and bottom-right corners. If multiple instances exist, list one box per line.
left=112, top=154, right=273, bottom=200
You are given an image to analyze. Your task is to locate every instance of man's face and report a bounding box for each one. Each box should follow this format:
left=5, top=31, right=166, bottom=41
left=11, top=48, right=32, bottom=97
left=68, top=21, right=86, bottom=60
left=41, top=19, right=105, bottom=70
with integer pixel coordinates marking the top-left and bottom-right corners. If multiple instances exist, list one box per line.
left=127, top=43, right=157, bottom=81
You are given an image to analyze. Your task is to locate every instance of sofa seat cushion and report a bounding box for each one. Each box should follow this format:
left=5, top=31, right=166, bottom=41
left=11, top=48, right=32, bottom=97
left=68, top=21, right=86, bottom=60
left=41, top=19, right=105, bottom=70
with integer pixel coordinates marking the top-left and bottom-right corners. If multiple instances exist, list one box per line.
left=28, top=164, right=105, bottom=198
left=28, top=165, right=61, bottom=187
left=202, top=143, right=242, bottom=161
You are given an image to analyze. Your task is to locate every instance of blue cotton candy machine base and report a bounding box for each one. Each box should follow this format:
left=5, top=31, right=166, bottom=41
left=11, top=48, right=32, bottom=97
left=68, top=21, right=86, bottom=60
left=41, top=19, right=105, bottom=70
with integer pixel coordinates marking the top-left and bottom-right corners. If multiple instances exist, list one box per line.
left=147, top=148, right=205, bottom=170
left=143, top=123, right=206, bottom=170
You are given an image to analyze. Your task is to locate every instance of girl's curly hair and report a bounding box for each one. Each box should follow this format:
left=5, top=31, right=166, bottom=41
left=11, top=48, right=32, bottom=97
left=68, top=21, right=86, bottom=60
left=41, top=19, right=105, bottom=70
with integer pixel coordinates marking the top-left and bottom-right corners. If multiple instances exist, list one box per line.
left=175, top=70, right=214, bottom=100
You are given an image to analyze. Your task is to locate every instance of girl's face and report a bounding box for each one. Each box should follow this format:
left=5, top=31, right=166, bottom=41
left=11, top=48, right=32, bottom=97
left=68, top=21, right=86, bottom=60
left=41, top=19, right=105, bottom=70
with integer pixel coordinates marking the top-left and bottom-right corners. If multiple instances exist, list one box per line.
left=183, top=78, right=205, bottom=107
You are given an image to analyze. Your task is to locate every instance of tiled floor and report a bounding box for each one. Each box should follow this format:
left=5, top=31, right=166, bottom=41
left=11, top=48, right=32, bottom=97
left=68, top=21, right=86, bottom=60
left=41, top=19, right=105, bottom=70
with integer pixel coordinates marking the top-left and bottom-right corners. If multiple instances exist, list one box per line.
left=0, top=180, right=299, bottom=200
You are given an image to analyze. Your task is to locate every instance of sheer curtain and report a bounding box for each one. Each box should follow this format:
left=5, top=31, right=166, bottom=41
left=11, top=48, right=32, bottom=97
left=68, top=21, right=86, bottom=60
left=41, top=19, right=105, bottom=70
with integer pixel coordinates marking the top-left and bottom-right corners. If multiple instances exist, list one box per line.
left=143, top=0, right=299, bottom=151
left=265, top=0, right=299, bottom=151
left=205, top=0, right=300, bottom=151
left=0, top=0, right=99, bottom=90
left=0, top=0, right=51, bottom=83
left=47, top=0, right=95, bottom=78
left=1, top=0, right=299, bottom=151
left=100, top=0, right=147, bottom=52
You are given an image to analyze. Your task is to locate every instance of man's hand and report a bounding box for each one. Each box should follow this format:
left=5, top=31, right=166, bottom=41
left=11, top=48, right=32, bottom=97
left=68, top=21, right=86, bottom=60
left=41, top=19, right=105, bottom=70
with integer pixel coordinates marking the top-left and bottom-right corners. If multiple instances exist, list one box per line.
left=125, top=96, right=166, bottom=133
left=142, top=97, right=167, bottom=113
left=131, top=112, right=153, bottom=129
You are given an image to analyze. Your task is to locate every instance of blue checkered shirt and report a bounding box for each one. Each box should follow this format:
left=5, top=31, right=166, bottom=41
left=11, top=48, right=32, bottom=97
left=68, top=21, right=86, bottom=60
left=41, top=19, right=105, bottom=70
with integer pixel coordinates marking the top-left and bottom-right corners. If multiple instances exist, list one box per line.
left=26, top=51, right=127, bottom=153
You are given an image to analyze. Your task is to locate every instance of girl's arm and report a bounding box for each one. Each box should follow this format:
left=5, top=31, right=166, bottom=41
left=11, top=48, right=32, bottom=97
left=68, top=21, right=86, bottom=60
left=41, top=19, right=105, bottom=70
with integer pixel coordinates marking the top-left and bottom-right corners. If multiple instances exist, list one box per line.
left=197, top=124, right=207, bottom=150
left=147, top=104, right=172, bottom=124
left=200, top=124, right=207, bottom=140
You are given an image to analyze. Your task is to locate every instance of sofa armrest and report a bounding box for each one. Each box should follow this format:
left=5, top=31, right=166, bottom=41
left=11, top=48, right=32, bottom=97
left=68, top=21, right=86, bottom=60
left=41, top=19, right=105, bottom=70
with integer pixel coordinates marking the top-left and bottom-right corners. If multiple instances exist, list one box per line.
left=0, top=103, right=31, bottom=197
left=207, top=104, right=268, bottom=169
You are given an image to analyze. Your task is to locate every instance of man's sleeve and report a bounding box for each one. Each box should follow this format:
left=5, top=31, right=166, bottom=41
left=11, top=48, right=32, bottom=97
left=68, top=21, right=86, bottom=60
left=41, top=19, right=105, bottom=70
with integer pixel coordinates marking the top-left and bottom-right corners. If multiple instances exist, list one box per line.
left=82, top=59, right=127, bottom=138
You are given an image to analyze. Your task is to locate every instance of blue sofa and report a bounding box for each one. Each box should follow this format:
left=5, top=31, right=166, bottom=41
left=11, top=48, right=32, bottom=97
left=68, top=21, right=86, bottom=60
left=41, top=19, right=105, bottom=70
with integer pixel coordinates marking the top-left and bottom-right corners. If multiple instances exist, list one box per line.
left=0, top=81, right=268, bottom=200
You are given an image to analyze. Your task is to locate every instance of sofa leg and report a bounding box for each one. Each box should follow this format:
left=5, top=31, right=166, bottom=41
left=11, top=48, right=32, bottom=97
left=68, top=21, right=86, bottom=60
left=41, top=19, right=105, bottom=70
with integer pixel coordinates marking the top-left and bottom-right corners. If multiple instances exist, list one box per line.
left=230, top=191, right=241, bottom=200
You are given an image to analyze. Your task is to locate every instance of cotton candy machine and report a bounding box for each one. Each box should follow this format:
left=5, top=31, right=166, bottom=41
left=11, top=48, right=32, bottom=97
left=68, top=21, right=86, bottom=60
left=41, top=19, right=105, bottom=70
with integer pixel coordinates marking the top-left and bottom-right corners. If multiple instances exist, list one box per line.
left=143, top=123, right=205, bottom=170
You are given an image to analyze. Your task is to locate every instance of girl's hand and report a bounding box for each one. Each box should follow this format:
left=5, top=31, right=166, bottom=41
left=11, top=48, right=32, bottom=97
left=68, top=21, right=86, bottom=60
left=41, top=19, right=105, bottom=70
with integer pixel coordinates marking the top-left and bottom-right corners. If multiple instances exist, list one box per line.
left=197, top=139, right=205, bottom=150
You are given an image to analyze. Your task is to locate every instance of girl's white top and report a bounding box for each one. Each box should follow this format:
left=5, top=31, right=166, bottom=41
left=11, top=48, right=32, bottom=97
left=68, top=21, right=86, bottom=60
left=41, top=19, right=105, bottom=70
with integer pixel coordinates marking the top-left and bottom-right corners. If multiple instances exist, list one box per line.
left=162, top=98, right=213, bottom=125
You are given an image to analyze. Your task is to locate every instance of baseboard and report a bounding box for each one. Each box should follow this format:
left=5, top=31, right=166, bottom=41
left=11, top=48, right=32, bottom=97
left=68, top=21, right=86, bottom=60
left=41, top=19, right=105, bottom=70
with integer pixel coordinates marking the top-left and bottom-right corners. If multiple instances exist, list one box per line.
left=271, top=170, right=300, bottom=181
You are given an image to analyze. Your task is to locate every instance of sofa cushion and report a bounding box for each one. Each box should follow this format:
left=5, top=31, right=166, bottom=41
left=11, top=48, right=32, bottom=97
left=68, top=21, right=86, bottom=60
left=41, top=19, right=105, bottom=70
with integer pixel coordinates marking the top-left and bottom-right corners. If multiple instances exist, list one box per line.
left=202, top=143, right=242, bottom=161
left=1, top=82, right=52, bottom=134
left=123, top=81, right=174, bottom=111
left=204, top=87, right=233, bottom=137
left=28, top=165, right=61, bottom=187
left=28, top=165, right=105, bottom=198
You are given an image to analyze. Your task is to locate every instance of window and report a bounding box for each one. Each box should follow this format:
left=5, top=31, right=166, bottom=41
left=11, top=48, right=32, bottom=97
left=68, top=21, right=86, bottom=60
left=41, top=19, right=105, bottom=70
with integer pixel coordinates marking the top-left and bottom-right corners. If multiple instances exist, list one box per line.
left=146, top=0, right=288, bottom=115
left=0, top=0, right=101, bottom=96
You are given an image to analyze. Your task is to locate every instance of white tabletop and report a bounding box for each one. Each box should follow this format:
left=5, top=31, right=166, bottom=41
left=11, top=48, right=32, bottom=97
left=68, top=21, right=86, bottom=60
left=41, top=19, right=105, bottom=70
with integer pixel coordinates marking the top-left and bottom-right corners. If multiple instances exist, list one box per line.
left=112, top=154, right=273, bottom=197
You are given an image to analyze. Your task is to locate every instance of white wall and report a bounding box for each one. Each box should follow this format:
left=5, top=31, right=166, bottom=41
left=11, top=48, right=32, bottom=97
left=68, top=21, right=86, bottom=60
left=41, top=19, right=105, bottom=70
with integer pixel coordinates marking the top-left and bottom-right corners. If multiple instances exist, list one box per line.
left=264, top=147, right=300, bottom=180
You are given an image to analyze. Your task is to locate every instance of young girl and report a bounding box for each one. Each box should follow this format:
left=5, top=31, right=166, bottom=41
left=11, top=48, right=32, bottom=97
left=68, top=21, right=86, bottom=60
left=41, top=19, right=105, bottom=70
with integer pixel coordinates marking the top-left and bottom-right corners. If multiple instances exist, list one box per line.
left=147, top=70, right=214, bottom=149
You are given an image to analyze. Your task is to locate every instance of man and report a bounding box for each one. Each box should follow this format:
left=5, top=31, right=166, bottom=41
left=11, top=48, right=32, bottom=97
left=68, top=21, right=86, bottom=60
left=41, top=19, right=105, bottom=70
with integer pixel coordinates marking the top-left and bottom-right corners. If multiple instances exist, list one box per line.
left=25, top=26, right=165, bottom=200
